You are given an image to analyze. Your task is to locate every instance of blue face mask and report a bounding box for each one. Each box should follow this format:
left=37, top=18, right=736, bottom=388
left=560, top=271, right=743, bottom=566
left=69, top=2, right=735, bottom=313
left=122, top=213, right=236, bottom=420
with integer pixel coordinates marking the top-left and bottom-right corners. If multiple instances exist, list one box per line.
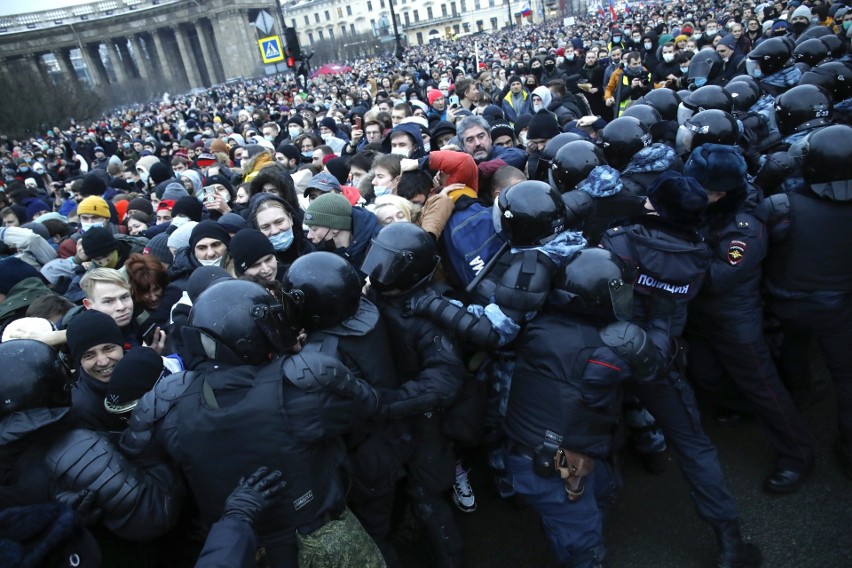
left=374, top=186, right=392, bottom=197
left=693, top=77, right=708, bottom=87
left=680, top=67, right=689, bottom=74
left=268, top=228, right=294, bottom=251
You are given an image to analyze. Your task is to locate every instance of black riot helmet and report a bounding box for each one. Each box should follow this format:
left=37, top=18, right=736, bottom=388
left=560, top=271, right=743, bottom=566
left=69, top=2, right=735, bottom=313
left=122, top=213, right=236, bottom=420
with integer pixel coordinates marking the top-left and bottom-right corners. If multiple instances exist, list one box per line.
left=678, top=85, right=734, bottom=124
left=747, top=37, right=793, bottom=79
left=687, top=49, right=723, bottom=90
left=676, top=109, right=740, bottom=155
left=0, top=340, right=72, bottom=418
left=802, top=124, right=852, bottom=200
left=361, top=223, right=439, bottom=293
left=636, top=88, right=681, bottom=121
left=496, top=180, right=567, bottom=247
left=725, top=81, right=760, bottom=114
left=189, top=279, right=297, bottom=364
left=775, top=84, right=833, bottom=136
left=793, top=38, right=832, bottom=69
left=622, top=104, right=663, bottom=133
left=728, top=74, right=762, bottom=95
left=534, top=132, right=583, bottom=181
left=550, top=140, right=606, bottom=193
left=799, top=61, right=852, bottom=101
left=556, top=248, right=635, bottom=322
left=597, top=117, right=653, bottom=171
left=754, top=151, right=798, bottom=196
left=795, top=25, right=832, bottom=45
left=282, top=252, right=361, bottom=331
left=819, top=35, right=846, bottom=60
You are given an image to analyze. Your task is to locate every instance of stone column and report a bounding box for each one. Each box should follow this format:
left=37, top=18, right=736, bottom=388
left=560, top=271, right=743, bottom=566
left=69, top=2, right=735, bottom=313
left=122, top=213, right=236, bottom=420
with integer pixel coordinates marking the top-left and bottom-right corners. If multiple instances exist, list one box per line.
left=53, top=47, right=78, bottom=84
left=107, top=39, right=129, bottom=83
left=214, top=9, right=258, bottom=79
left=151, top=29, right=174, bottom=83
left=117, top=39, right=139, bottom=79
left=172, top=24, right=203, bottom=88
left=201, top=18, right=227, bottom=84
left=82, top=44, right=108, bottom=86
left=209, top=12, right=241, bottom=80
left=131, top=35, right=152, bottom=82
left=194, top=19, right=220, bottom=85
left=29, top=54, right=51, bottom=85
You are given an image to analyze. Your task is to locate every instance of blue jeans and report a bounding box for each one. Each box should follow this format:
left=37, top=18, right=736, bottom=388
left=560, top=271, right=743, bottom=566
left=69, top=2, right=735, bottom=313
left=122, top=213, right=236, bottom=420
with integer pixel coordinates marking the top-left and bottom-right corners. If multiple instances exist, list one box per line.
left=507, top=453, right=612, bottom=567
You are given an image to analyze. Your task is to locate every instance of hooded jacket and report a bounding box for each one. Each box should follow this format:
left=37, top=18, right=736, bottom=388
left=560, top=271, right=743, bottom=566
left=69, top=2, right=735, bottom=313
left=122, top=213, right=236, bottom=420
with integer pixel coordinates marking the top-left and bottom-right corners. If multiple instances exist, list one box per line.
left=381, top=122, right=427, bottom=159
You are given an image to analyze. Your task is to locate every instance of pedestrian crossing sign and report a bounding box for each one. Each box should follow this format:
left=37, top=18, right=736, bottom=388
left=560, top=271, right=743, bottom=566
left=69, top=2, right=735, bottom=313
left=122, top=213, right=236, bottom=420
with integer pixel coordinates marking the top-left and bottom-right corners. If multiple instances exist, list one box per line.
left=258, top=36, right=285, bottom=64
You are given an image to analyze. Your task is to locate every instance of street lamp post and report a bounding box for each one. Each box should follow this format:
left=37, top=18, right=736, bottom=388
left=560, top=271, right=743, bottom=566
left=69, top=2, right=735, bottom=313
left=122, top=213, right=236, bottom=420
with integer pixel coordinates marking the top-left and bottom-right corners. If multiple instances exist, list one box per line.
left=387, top=0, right=405, bottom=61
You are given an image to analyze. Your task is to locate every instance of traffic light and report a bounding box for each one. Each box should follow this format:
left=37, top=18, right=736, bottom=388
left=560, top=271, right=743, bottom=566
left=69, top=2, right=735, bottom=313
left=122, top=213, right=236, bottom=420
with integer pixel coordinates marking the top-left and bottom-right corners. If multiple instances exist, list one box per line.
left=287, top=56, right=295, bottom=69
left=284, top=27, right=302, bottom=61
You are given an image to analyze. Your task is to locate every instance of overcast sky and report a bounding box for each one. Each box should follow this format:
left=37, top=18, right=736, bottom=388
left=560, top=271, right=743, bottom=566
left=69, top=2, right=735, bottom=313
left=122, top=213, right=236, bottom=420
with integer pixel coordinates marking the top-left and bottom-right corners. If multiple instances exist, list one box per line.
left=0, top=1, right=96, bottom=17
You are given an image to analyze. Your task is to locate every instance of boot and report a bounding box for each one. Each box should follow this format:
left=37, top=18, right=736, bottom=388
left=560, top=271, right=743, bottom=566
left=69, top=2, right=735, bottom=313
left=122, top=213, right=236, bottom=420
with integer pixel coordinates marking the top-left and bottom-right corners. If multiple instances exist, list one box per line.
left=712, top=520, right=763, bottom=568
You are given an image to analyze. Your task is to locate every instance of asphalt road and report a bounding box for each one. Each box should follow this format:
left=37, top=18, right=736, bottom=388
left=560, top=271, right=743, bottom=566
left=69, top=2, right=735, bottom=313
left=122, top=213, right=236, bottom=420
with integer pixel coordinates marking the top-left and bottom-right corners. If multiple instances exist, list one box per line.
left=397, top=363, right=852, bottom=568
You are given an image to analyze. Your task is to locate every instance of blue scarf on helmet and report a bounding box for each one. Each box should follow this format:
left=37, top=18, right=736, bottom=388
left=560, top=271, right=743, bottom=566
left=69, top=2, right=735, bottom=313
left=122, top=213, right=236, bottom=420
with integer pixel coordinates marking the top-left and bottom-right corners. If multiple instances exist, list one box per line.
left=621, top=143, right=679, bottom=175
left=577, top=165, right=624, bottom=198
left=763, top=66, right=802, bottom=89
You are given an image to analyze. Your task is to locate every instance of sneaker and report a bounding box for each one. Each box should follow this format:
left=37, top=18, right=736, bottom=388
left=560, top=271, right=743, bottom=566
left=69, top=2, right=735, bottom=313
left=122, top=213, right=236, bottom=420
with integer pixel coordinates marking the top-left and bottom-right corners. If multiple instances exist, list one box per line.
left=452, top=460, right=476, bottom=513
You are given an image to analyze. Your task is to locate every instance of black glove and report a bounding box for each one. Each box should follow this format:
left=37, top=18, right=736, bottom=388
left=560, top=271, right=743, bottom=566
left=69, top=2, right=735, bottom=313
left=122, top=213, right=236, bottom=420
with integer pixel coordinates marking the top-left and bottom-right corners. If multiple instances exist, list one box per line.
left=405, top=286, right=441, bottom=318
left=222, top=467, right=287, bottom=525
left=56, top=489, right=103, bottom=526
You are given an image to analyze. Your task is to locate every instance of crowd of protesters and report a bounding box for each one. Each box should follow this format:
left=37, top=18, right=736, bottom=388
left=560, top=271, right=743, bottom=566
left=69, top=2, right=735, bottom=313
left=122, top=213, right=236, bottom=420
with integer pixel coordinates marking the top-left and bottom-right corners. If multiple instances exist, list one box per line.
left=1, top=0, right=851, bottom=566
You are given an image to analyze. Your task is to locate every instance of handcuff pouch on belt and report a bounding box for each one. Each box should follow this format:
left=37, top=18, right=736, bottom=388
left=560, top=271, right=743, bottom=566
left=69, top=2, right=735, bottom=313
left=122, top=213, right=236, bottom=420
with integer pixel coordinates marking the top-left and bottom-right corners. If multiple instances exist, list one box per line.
left=532, top=434, right=595, bottom=502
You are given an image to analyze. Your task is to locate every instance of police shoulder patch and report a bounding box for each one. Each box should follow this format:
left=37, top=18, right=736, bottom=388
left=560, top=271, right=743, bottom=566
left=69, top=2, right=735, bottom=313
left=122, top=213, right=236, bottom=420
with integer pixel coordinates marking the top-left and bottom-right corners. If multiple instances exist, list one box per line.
left=727, top=240, right=747, bottom=266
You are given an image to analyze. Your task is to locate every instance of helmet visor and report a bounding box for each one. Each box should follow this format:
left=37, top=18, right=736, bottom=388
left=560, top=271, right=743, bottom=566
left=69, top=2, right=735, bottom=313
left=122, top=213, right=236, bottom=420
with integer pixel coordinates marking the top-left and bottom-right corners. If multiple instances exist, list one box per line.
left=675, top=124, right=697, bottom=156
left=609, top=278, right=634, bottom=322
left=361, top=241, right=413, bottom=288
left=745, top=59, right=762, bottom=78
left=676, top=102, right=694, bottom=126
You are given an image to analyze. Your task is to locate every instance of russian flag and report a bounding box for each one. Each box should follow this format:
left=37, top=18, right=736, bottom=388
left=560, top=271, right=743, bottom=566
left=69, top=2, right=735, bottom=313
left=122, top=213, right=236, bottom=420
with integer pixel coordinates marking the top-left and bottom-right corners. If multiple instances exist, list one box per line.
left=598, top=2, right=606, bottom=18
left=520, top=1, right=532, bottom=17
left=608, top=0, right=617, bottom=20
left=624, top=0, right=632, bottom=14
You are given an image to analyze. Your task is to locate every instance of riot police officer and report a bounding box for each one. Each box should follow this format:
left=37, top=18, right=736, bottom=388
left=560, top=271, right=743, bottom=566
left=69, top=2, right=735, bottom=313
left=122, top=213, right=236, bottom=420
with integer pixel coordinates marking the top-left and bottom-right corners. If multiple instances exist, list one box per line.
left=361, top=223, right=466, bottom=568
left=121, top=279, right=383, bottom=567
left=504, top=248, right=668, bottom=568
left=684, top=144, right=815, bottom=493
left=761, top=124, right=852, bottom=479
left=283, top=251, right=406, bottom=566
left=601, top=171, right=763, bottom=568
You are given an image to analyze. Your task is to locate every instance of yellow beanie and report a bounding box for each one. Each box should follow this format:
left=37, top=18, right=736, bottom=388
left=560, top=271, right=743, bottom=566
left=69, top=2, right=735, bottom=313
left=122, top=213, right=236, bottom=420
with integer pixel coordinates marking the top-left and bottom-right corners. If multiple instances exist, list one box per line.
left=77, top=196, right=111, bottom=218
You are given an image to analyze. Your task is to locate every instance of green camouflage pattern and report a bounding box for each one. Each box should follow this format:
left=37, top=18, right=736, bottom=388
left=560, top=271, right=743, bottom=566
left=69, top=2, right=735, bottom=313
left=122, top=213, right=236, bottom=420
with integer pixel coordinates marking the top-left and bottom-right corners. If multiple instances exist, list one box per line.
left=296, top=507, right=386, bottom=568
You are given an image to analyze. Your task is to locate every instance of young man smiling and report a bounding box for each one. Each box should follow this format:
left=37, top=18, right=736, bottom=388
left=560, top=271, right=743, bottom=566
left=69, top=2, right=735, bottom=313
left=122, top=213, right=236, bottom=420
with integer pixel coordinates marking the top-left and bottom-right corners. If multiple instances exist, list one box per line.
left=66, top=308, right=128, bottom=432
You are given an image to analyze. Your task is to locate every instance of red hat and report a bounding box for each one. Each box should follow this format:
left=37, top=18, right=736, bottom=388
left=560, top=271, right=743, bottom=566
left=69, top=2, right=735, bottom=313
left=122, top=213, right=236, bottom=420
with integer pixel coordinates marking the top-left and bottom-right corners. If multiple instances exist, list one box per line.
left=157, top=200, right=175, bottom=212
left=556, top=47, right=565, bottom=56
left=428, top=89, right=445, bottom=106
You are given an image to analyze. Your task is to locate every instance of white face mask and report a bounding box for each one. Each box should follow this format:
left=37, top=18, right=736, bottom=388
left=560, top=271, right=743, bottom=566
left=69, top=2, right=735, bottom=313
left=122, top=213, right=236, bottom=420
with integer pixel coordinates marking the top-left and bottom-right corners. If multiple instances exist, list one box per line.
left=663, top=53, right=675, bottom=63
left=171, top=216, right=189, bottom=228
left=198, top=256, right=223, bottom=267
left=532, top=103, right=543, bottom=112
left=422, top=141, right=431, bottom=153
left=391, top=147, right=411, bottom=157
left=139, top=170, right=150, bottom=184
left=321, top=132, right=333, bottom=142
left=288, top=127, right=302, bottom=138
